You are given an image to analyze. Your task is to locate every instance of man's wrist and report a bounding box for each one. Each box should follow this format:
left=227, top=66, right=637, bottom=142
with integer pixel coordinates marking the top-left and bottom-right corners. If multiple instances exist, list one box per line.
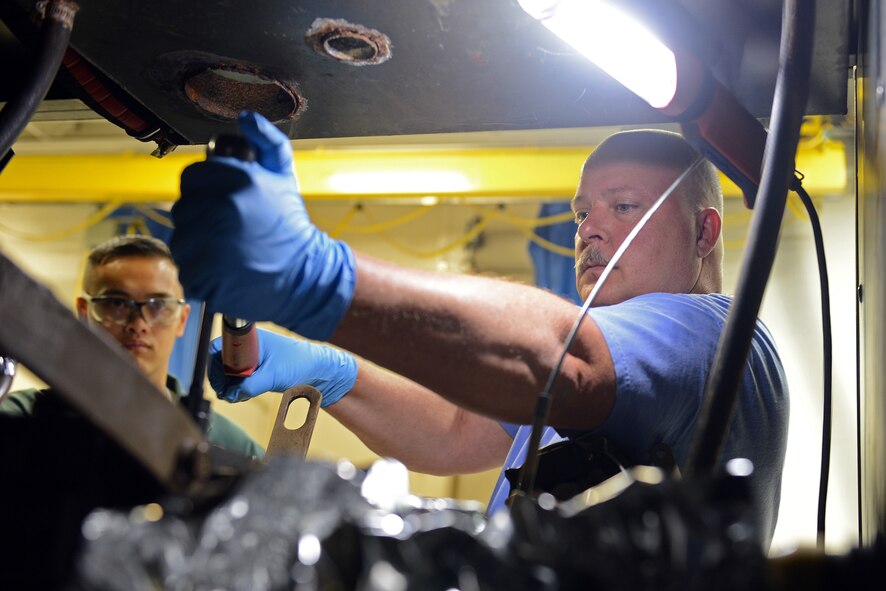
left=318, top=351, right=358, bottom=408
left=281, top=240, right=357, bottom=340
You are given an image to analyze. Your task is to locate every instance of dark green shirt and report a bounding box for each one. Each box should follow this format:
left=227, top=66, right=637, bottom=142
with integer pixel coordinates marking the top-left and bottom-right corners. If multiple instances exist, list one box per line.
left=0, top=375, right=264, bottom=459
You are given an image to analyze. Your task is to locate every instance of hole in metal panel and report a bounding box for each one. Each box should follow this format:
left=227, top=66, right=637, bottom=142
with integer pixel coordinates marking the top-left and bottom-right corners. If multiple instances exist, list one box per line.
left=324, top=34, right=377, bottom=61
left=306, top=18, right=392, bottom=66
left=183, top=67, right=300, bottom=122
left=283, top=396, right=311, bottom=430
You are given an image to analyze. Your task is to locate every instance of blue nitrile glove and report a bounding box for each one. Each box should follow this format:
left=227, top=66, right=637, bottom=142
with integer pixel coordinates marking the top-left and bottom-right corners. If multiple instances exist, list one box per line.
left=209, top=329, right=357, bottom=408
left=170, top=111, right=356, bottom=341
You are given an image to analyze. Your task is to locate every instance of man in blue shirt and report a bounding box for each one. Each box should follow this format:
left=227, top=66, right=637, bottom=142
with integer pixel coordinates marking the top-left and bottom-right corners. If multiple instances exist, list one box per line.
left=170, top=113, right=787, bottom=548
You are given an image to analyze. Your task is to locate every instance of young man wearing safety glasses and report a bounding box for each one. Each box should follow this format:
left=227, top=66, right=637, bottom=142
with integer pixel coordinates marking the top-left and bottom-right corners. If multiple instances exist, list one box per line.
left=0, top=235, right=263, bottom=458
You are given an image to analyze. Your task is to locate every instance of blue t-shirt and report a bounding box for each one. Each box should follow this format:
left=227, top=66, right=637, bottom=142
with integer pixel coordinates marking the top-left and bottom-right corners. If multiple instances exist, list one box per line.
left=487, top=293, right=788, bottom=546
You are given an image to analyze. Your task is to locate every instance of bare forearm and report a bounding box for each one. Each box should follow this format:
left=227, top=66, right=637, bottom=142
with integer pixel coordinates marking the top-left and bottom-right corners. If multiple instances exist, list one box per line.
left=325, top=358, right=512, bottom=475
left=330, top=254, right=615, bottom=429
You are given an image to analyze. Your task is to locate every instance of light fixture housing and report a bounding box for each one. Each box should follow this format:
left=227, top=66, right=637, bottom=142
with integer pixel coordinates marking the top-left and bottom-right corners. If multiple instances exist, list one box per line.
left=519, top=0, right=769, bottom=207
left=518, top=0, right=678, bottom=109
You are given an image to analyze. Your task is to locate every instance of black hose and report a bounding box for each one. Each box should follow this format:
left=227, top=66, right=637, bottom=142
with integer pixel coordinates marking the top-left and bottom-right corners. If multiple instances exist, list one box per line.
left=793, top=182, right=833, bottom=550
left=685, top=0, right=816, bottom=478
left=514, top=391, right=551, bottom=500
left=0, top=1, right=79, bottom=163
left=185, top=306, right=213, bottom=433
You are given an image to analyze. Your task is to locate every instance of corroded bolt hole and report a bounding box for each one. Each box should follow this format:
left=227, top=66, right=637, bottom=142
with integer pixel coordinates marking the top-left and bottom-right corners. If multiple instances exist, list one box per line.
left=183, top=67, right=301, bottom=122
left=306, top=18, right=392, bottom=66
left=324, top=33, right=378, bottom=61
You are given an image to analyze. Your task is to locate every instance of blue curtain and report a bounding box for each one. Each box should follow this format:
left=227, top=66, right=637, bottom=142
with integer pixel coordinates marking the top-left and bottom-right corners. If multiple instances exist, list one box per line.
left=529, top=202, right=582, bottom=305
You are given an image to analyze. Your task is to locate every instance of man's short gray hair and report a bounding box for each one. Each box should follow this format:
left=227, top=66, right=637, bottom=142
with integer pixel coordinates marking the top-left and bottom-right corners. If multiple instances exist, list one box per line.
left=583, top=129, right=723, bottom=214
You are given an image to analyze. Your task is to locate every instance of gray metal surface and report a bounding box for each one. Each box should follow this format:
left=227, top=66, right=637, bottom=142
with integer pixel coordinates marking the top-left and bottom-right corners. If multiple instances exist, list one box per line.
left=265, top=385, right=321, bottom=460
left=1, top=0, right=851, bottom=144
left=857, top=0, right=886, bottom=546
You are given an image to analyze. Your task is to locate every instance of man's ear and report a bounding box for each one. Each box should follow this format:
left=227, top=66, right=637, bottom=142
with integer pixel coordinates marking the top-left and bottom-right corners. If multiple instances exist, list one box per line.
left=176, top=302, right=191, bottom=338
left=695, top=207, right=722, bottom=258
left=75, top=297, right=88, bottom=321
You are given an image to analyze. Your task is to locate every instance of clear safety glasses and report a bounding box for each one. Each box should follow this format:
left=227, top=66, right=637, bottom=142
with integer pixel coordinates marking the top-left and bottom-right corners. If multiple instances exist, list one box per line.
left=85, top=294, right=186, bottom=327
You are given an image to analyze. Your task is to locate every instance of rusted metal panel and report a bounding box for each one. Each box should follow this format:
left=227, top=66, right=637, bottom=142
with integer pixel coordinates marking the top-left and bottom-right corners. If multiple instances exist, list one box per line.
left=0, top=0, right=851, bottom=145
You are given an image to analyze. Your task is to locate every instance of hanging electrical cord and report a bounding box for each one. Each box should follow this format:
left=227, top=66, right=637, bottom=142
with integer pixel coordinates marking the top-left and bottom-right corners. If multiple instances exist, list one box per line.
left=517, top=225, right=574, bottom=257
left=792, top=175, right=833, bottom=550
left=329, top=203, right=362, bottom=239
left=685, top=0, right=815, bottom=479
left=479, top=206, right=575, bottom=228
left=0, top=200, right=124, bottom=241
left=319, top=203, right=577, bottom=258
left=0, top=1, right=79, bottom=164
left=134, top=204, right=175, bottom=228
left=372, top=214, right=493, bottom=259
left=310, top=202, right=440, bottom=235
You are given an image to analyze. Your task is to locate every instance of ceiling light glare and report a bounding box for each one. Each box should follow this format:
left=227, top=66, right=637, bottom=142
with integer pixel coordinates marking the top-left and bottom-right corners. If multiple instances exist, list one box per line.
left=518, top=0, right=678, bottom=109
